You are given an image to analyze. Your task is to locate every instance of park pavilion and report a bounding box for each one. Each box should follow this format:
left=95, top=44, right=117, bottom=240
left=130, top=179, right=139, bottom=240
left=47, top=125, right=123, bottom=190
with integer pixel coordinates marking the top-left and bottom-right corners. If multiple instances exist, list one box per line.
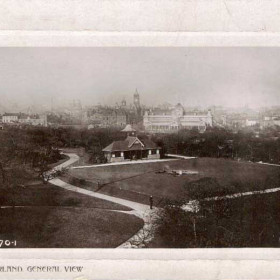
left=102, top=124, right=161, bottom=163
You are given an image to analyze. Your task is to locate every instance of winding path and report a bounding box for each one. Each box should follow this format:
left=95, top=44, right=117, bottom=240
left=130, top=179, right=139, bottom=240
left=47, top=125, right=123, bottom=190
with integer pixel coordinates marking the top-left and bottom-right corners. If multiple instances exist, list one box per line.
left=50, top=177, right=149, bottom=212
left=49, top=152, right=156, bottom=248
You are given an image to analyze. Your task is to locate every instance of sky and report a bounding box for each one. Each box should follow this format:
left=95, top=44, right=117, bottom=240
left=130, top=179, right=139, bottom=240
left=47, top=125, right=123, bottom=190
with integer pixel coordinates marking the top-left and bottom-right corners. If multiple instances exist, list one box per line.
left=0, top=47, right=280, bottom=111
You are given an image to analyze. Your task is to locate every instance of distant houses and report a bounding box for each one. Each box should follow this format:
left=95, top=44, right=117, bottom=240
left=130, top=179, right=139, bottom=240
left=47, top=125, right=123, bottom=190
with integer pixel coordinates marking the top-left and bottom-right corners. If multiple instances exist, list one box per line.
left=0, top=112, right=48, bottom=127
left=262, top=116, right=280, bottom=129
left=87, top=90, right=144, bottom=129
left=87, top=107, right=128, bottom=129
left=18, top=114, right=48, bottom=126
left=1, top=90, right=280, bottom=135
left=245, top=117, right=259, bottom=127
left=2, top=113, right=19, bottom=123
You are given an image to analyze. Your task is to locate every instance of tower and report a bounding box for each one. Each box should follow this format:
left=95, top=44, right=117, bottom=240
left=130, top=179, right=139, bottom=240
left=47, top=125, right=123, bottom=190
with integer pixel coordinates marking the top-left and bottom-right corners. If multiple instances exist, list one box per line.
left=121, top=98, right=127, bottom=107
left=207, top=110, right=213, bottom=127
left=121, top=124, right=136, bottom=137
left=133, top=89, right=140, bottom=109
left=132, top=89, right=142, bottom=124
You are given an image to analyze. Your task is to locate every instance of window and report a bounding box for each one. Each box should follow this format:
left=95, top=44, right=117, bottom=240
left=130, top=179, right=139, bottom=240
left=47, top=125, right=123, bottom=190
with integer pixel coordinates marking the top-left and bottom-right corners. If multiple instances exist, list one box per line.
left=115, top=152, right=121, bottom=157
left=151, top=149, right=157, bottom=155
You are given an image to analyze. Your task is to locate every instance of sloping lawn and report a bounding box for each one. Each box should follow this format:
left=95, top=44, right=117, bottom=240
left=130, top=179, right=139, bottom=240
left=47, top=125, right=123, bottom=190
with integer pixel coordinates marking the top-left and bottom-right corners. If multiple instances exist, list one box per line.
left=0, top=207, right=142, bottom=248
left=70, top=158, right=280, bottom=205
left=0, top=183, right=130, bottom=210
left=69, top=161, right=172, bottom=184
left=0, top=183, right=143, bottom=248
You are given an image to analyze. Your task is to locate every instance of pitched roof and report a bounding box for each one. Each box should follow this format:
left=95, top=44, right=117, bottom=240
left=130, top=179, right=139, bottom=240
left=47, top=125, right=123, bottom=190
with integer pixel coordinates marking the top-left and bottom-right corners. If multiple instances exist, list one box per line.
left=3, top=113, right=19, bottom=117
left=121, top=124, right=136, bottom=132
left=151, top=109, right=173, bottom=115
left=102, top=136, right=160, bottom=152
left=127, top=136, right=144, bottom=148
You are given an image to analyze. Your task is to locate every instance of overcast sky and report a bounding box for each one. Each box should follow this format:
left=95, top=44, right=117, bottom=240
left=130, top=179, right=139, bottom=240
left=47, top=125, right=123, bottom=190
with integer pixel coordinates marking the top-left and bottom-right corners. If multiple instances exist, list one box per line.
left=0, top=47, right=279, bottom=110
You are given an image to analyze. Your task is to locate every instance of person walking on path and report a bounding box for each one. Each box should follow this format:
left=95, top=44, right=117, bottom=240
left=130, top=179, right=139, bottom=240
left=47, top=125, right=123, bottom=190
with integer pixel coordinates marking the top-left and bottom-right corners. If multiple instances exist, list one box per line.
left=149, top=195, right=153, bottom=209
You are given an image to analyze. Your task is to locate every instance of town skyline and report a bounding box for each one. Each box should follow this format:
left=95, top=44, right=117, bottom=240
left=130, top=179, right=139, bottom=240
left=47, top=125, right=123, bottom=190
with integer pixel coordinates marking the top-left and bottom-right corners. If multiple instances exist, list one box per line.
left=1, top=92, right=280, bottom=116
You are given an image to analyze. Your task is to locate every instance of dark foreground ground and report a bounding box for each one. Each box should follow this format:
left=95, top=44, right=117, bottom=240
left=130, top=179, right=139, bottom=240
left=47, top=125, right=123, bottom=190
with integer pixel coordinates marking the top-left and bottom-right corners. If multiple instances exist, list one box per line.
left=2, top=157, right=279, bottom=248
left=0, top=183, right=143, bottom=248
left=149, top=191, right=280, bottom=248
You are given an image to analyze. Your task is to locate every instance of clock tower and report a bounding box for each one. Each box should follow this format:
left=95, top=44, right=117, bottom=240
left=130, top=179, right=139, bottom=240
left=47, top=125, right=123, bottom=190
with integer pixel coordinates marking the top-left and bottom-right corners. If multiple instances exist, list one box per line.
left=133, top=89, right=140, bottom=108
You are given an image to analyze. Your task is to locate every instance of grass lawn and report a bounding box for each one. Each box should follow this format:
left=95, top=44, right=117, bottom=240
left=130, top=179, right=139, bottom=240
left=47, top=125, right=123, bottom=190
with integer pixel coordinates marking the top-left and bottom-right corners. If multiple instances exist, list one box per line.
left=0, top=183, right=143, bottom=248
left=0, top=207, right=143, bottom=248
left=0, top=183, right=131, bottom=211
left=69, top=158, right=280, bottom=205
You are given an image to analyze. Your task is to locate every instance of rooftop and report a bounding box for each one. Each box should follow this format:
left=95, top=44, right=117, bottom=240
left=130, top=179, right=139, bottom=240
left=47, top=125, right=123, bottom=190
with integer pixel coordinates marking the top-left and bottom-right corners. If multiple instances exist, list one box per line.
left=102, top=136, right=160, bottom=152
left=121, top=124, right=136, bottom=132
left=3, top=113, right=19, bottom=116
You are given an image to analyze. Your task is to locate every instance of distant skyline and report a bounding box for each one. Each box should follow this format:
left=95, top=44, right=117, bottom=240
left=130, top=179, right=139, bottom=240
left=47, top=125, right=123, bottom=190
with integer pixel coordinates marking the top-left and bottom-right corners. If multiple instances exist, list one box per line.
left=0, top=47, right=280, bottom=112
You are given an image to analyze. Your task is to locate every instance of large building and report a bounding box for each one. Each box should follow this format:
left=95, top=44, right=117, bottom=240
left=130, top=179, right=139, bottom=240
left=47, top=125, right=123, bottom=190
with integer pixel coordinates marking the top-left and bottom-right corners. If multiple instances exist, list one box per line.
left=1, top=112, right=47, bottom=126
left=261, top=116, right=280, bottom=129
left=102, top=125, right=161, bottom=163
left=2, top=113, right=19, bottom=123
left=87, top=90, right=144, bottom=128
left=18, top=114, right=48, bottom=126
left=87, top=107, right=127, bottom=128
left=143, top=103, right=213, bottom=133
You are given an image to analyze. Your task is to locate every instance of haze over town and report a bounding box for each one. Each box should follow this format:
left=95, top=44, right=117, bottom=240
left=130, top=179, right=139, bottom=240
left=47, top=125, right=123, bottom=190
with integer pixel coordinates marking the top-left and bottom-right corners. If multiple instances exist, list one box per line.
left=0, top=47, right=280, bottom=113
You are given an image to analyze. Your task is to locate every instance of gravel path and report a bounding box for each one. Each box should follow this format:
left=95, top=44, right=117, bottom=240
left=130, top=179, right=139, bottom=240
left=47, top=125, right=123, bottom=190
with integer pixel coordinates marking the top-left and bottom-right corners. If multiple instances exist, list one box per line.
left=49, top=152, right=156, bottom=248
left=71, top=158, right=177, bottom=169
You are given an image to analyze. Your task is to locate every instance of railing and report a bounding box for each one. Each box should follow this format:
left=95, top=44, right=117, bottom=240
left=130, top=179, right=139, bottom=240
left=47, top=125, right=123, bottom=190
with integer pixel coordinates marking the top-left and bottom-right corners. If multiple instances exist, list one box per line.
left=165, top=154, right=196, bottom=159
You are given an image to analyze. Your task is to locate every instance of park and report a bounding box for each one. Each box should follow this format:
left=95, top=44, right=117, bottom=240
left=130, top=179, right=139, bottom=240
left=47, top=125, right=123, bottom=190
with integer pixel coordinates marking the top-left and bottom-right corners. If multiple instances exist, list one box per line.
left=1, top=126, right=280, bottom=248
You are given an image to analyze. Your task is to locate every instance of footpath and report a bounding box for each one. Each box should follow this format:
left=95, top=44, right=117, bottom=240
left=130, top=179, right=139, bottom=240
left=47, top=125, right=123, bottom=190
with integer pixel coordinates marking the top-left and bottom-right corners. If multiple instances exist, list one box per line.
left=71, top=158, right=177, bottom=170
left=50, top=153, right=156, bottom=248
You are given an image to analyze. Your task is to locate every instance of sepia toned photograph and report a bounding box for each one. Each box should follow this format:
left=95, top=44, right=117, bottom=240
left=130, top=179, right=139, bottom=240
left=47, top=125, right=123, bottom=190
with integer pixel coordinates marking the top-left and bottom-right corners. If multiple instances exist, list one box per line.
left=1, top=47, right=280, bottom=249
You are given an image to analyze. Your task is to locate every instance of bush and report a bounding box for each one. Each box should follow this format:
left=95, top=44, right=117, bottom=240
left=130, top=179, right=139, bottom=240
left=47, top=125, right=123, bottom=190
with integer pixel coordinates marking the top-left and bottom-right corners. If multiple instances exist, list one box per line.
left=155, top=192, right=280, bottom=247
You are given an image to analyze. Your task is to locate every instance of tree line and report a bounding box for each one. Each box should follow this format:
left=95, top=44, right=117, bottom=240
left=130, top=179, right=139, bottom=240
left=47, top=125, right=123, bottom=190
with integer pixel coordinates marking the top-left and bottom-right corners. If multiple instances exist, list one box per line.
left=152, top=126, right=280, bottom=164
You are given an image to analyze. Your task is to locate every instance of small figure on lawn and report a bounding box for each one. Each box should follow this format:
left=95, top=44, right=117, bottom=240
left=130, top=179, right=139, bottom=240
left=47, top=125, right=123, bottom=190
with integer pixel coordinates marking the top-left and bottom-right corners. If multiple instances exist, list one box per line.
left=149, top=195, right=153, bottom=210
